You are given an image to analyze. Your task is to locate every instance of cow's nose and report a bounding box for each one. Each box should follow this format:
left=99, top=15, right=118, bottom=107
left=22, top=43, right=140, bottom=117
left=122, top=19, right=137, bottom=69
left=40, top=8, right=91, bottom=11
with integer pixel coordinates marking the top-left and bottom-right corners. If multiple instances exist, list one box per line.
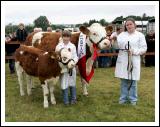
left=104, top=42, right=108, bottom=45
left=62, top=57, right=67, bottom=61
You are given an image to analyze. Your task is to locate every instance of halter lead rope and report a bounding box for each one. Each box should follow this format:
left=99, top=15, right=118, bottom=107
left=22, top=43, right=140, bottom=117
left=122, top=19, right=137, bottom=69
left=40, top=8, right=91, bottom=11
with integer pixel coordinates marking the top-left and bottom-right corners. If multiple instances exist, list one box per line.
left=117, top=41, right=133, bottom=90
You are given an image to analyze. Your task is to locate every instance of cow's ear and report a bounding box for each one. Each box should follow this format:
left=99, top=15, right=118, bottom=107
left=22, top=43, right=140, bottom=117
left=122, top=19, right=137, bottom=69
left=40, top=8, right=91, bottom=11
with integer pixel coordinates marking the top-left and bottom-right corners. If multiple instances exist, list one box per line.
left=79, top=25, right=90, bottom=36
left=55, top=51, right=61, bottom=60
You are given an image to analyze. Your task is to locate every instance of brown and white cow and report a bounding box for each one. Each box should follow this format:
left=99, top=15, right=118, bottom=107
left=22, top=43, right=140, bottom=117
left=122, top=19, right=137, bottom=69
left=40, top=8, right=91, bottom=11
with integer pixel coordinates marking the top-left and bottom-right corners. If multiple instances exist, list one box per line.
left=25, top=23, right=111, bottom=96
left=15, top=45, right=75, bottom=108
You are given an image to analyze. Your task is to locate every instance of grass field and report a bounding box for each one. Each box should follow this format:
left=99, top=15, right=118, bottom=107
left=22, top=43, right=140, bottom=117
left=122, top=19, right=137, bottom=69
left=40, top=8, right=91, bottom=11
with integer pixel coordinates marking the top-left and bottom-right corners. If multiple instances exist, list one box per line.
left=5, top=63, right=155, bottom=122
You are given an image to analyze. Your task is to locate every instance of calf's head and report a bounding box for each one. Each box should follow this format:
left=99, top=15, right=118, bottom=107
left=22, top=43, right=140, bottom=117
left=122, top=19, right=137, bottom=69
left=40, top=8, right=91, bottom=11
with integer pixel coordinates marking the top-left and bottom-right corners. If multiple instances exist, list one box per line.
left=56, top=48, right=76, bottom=69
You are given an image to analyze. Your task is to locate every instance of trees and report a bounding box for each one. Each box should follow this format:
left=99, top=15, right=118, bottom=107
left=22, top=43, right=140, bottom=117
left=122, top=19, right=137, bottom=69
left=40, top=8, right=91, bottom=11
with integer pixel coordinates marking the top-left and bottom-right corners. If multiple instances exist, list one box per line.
left=113, top=15, right=155, bottom=22
left=88, top=19, right=99, bottom=26
left=5, top=23, right=18, bottom=34
left=82, top=22, right=89, bottom=27
left=34, top=16, right=50, bottom=31
left=25, top=24, right=34, bottom=33
left=80, top=19, right=108, bottom=27
left=99, top=19, right=109, bottom=26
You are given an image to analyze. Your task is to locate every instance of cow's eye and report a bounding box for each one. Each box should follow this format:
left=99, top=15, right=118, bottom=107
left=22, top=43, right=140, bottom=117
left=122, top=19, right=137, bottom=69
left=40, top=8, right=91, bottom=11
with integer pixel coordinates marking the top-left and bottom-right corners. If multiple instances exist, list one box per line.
left=93, top=33, right=97, bottom=36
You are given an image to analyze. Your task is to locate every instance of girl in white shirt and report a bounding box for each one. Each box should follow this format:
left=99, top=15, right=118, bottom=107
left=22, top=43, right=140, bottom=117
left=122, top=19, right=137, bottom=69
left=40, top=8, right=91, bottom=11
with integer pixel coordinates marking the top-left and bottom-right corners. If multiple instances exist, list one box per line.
left=115, top=18, right=147, bottom=105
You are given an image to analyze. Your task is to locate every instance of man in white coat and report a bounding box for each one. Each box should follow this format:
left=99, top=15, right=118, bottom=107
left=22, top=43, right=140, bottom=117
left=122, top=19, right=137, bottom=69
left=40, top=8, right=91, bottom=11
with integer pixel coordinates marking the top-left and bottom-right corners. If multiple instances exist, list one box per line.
left=115, top=18, right=147, bottom=105
left=56, top=30, right=78, bottom=105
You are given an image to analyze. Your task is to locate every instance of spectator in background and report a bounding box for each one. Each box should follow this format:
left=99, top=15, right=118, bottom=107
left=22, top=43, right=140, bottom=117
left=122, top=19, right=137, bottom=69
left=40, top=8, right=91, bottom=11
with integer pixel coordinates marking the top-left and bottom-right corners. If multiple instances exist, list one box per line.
left=11, top=32, right=17, bottom=41
left=110, top=27, right=124, bottom=49
left=56, top=29, right=63, bottom=43
left=98, top=49, right=111, bottom=68
left=5, top=33, right=18, bottom=74
left=98, top=25, right=113, bottom=67
left=38, top=27, right=42, bottom=32
left=145, top=30, right=155, bottom=67
left=47, top=27, right=52, bottom=32
left=33, top=27, right=39, bottom=33
left=106, top=25, right=113, bottom=39
left=5, top=34, right=11, bottom=43
left=56, top=29, right=62, bottom=34
left=16, top=23, right=28, bottom=42
left=110, top=27, right=124, bottom=66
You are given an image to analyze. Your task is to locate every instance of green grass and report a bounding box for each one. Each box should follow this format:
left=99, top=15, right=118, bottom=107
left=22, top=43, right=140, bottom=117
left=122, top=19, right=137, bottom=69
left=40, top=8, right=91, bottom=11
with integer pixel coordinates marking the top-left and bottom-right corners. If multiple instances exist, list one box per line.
left=5, top=64, right=155, bottom=122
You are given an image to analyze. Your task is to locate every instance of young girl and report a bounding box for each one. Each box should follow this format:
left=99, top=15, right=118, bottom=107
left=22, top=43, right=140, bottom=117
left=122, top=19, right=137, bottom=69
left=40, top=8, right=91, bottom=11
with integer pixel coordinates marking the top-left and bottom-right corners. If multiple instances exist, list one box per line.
left=115, top=18, right=147, bottom=105
left=56, top=30, right=78, bottom=105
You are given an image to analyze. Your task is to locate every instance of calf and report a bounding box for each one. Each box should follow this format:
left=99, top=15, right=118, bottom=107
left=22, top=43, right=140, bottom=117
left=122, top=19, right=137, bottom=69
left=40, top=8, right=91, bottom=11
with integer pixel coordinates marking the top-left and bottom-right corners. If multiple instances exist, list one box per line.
left=15, top=45, right=75, bottom=108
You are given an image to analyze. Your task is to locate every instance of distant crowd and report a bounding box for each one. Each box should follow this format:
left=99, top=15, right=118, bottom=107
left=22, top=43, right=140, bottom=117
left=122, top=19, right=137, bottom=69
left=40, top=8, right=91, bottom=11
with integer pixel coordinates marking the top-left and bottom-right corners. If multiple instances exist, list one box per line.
left=5, top=23, right=155, bottom=74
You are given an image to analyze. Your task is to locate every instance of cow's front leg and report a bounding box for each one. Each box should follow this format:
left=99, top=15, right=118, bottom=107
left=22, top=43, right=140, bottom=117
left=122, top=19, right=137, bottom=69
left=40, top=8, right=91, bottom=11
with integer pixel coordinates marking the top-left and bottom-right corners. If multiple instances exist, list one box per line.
left=26, top=74, right=32, bottom=95
left=42, top=83, right=49, bottom=108
left=81, top=78, right=88, bottom=96
left=49, top=83, right=56, bottom=105
left=15, top=62, right=25, bottom=96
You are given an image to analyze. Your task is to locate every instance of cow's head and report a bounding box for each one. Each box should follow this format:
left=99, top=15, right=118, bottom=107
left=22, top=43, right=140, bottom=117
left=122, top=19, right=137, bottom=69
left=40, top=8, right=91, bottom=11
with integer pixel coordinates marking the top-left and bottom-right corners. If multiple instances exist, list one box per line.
left=56, top=48, right=75, bottom=69
left=79, top=23, right=111, bottom=49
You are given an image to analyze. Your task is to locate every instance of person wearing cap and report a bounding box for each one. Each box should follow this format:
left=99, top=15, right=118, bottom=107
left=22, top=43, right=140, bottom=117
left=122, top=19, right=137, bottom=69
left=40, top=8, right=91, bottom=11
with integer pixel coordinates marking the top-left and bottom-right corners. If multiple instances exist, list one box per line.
left=55, top=30, right=78, bottom=105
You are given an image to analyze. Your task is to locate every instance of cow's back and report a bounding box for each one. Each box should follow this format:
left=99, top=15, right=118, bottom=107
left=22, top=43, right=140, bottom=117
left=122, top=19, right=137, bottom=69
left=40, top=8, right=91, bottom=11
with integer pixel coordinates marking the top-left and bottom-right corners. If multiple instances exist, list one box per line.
left=15, top=45, right=43, bottom=76
left=33, top=32, right=61, bottom=51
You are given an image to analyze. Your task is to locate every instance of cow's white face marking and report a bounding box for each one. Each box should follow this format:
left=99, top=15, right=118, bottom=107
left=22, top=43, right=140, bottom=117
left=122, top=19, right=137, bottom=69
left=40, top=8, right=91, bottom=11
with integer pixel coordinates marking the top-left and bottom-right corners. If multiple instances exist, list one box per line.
left=20, top=51, right=24, bottom=55
left=87, top=23, right=111, bottom=49
left=36, top=57, right=38, bottom=61
left=60, top=48, right=72, bottom=64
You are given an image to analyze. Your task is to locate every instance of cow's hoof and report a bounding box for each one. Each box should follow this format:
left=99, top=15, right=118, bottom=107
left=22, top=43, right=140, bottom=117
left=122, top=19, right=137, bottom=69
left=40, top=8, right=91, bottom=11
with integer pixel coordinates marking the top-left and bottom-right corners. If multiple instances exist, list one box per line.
left=83, top=93, right=89, bottom=97
left=51, top=100, right=56, bottom=105
left=44, top=102, right=49, bottom=108
left=20, top=92, right=25, bottom=96
left=27, top=92, right=32, bottom=96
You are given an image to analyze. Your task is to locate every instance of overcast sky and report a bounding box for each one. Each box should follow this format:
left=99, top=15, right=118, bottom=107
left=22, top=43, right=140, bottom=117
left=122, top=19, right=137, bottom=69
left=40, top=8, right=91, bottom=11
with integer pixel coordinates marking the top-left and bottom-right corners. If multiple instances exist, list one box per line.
left=4, top=3, right=155, bottom=25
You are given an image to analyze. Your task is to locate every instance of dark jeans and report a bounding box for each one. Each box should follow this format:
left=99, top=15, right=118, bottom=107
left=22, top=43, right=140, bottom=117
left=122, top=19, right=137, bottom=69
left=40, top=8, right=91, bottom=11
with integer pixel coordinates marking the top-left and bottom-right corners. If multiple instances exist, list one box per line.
left=6, top=53, right=15, bottom=73
left=9, top=59, right=15, bottom=73
left=145, top=55, right=155, bottom=67
left=98, top=50, right=111, bottom=68
left=62, top=86, right=77, bottom=105
left=6, top=44, right=20, bottom=74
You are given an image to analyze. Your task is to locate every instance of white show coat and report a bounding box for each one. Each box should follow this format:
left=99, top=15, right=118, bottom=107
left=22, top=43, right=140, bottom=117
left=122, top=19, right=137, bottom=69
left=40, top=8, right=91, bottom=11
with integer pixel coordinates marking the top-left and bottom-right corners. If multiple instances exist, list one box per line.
left=56, top=41, right=78, bottom=89
left=115, top=31, right=147, bottom=80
